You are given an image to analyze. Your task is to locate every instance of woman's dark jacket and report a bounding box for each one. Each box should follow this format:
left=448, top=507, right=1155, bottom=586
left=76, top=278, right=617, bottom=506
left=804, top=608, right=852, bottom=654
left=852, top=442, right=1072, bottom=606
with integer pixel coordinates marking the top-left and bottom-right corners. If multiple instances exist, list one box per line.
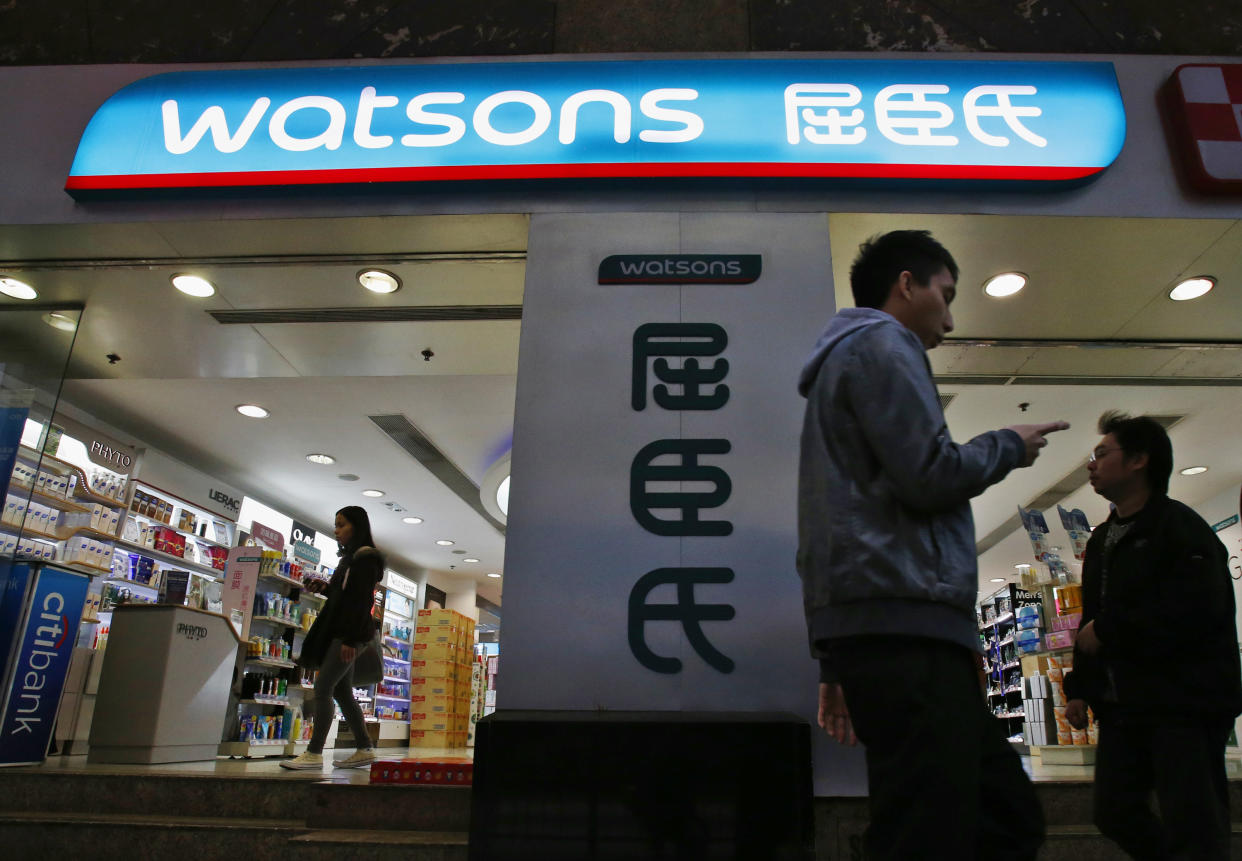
left=322, top=545, right=384, bottom=646
left=1063, top=494, right=1242, bottom=720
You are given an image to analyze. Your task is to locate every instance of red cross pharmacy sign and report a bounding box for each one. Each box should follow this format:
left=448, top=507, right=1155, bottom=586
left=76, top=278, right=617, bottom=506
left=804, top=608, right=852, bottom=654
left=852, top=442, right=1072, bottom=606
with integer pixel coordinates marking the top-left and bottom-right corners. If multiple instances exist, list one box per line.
left=1166, top=64, right=1242, bottom=193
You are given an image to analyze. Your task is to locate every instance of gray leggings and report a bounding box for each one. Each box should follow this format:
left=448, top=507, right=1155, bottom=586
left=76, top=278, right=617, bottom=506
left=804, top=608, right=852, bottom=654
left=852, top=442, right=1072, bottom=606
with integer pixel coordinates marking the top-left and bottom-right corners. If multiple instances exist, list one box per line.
left=308, top=638, right=373, bottom=753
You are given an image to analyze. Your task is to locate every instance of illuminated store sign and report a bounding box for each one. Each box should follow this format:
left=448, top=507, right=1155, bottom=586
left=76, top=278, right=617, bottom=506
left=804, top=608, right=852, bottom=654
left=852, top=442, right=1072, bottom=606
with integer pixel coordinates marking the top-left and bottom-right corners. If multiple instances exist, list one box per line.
left=66, top=59, right=1125, bottom=193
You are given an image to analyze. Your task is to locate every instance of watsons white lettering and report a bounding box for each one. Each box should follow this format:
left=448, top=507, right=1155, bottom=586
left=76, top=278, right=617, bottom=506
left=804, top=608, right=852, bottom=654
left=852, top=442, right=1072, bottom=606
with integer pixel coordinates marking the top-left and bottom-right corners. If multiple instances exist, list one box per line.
left=90, top=440, right=132, bottom=469
left=785, top=83, right=1047, bottom=148
left=162, top=87, right=703, bottom=154
left=619, top=259, right=745, bottom=277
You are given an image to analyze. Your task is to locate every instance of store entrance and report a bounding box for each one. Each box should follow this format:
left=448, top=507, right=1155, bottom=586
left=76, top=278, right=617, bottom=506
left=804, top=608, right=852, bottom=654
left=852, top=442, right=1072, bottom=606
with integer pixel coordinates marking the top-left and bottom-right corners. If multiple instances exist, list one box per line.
left=1, top=212, right=524, bottom=768
left=4, top=208, right=1242, bottom=776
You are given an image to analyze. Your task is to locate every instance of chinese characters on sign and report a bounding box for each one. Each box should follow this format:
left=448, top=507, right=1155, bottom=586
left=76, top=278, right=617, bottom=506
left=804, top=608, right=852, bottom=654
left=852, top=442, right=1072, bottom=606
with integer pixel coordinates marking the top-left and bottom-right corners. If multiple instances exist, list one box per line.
left=784, top=84, right=1047, bottom=148
left=627, top=323, right=736, bottom=673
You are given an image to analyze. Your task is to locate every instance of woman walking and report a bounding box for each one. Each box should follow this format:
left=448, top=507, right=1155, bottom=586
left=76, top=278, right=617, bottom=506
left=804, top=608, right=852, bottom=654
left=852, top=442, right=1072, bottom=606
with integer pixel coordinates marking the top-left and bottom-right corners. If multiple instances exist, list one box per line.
left=282, top=505, right=384, bottom=770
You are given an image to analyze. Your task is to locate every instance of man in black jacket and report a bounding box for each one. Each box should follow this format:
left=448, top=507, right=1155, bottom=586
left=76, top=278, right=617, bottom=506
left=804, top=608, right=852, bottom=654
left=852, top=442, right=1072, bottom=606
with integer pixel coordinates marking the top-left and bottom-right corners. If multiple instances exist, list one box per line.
left=1064, top=411, right=1242, bottom=860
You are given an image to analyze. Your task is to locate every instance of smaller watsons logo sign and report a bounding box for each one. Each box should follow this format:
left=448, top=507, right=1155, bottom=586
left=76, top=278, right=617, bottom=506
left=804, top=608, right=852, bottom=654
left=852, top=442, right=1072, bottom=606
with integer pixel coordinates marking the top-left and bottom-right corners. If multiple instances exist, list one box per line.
left=66, top=59, right=1126, bottom=193
left=599, top=255, right=762, bottom=284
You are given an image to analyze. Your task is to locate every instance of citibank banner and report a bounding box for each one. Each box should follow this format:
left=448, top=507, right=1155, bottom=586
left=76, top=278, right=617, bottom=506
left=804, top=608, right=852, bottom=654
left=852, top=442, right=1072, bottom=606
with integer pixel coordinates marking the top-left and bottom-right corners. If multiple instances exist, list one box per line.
left=66, top=59, right=1125, bottom=193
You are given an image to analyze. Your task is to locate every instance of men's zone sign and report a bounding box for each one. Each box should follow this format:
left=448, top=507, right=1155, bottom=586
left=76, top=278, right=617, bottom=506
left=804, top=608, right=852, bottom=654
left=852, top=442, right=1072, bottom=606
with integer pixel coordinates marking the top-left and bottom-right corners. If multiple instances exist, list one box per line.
left=66, top=59, right=1125, bottom=192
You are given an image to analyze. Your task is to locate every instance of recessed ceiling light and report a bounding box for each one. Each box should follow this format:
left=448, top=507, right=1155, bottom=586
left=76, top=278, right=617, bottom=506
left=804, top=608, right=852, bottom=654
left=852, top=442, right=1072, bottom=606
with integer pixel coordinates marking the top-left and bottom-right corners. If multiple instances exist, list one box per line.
left=463, top=558, right=480, bottom=563
left=486, top=573, right=502, bottom=579
left=362, top=489, right=385, bottom=498
left=1013, top=563, right=1030, bottom=570
left=402, top=516, right=423, bottom=525
left=171, top=274, right=216, bottom=298
left=0, top=277, right=37, bottom=301
left=436, top=539, right=455, bottom=546
left=357, top=269, right=401, bottom=294
left=42, top=312, right=77, bottom=332
left=990, top=577, right=1006, bottom=583
left=235, top=404, right=269, bottom=418
left=1180, top=465, right=1208, bottom=476
left=982, top=272, right=1027, bottom=298
left=306, top=453, right=335, bottom=465
left=1169, top=276, right=1214, bottom=301
left=337, top=473, right=359, bottom=482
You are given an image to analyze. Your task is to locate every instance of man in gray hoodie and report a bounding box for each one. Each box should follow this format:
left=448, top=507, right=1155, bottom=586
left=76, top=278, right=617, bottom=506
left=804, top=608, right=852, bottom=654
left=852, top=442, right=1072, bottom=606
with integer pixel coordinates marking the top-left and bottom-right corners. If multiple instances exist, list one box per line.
left=797, top=229, right=1067, bottom=860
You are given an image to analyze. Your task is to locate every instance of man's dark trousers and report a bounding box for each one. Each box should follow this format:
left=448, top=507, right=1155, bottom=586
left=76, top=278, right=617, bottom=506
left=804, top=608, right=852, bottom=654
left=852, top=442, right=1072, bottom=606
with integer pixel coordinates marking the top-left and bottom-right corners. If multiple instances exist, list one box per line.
left=830, top=635, right=1045, bottom=860
left=1093, top=712, right=1233, bottom=860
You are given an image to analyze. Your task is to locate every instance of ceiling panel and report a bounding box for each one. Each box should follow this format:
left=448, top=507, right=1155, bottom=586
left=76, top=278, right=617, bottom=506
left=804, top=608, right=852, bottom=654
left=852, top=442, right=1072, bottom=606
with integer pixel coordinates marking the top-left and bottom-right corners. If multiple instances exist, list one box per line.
left=1155, top=349, right=1242, bottom=378
left=829, top=213, right=1238, bottom=341
left=211, top=260, right=525, bottom=310
left=1009, top=345, right=1185, bottom=378
left=0, top=222, right=183, bottom=261
left=252, top=319, right=521, bottom=377
left=929, top=344, right=1038, bottom=376
left=64, top=272, right=302, bottom=380
left=151, top=214, right=530, bottom=258
left=1115, top=220, right=1242, bottom=341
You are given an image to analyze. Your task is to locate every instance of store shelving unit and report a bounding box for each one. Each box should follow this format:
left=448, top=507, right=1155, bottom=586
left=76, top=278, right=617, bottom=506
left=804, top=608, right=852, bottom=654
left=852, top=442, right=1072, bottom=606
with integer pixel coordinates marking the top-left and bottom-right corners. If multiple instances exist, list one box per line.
left=374, top=578, right=415, bottom=736
left=113, top=538, right=224, bottom=580
left=223, top=561, right=325, bottom=757
left=119, top=480, right=233, bottom=585
left=979, top=584, right=1044, bottom=744
left=5, top=443, right=132, bottom=651
left=5, top=444, right=128, bottom=559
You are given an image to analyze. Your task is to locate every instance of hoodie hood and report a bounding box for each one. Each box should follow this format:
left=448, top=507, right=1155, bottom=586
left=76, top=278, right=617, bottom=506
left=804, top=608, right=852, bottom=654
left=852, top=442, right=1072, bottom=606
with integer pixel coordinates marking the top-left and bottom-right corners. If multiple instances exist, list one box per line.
left=798, top=307, right=895, bottom=397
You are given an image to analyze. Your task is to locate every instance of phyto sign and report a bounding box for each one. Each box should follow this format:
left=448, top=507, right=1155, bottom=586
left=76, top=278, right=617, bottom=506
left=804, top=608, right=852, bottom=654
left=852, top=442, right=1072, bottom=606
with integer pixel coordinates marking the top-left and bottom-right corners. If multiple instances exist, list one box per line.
left=66, top=59, right=1125, bottom=193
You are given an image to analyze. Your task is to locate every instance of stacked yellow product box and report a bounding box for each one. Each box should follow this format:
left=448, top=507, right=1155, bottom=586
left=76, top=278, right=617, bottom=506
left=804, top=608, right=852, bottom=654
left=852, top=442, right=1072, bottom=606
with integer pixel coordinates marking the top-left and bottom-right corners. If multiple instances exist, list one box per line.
left=409, top=608, right=477, bottom=749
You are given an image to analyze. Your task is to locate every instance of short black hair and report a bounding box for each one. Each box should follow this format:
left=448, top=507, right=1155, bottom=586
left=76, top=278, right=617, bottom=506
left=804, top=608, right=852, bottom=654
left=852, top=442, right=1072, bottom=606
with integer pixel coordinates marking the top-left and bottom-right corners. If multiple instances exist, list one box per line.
left=1097, top=410, right=1173, bottom=496
left=336, top=505, right=377, bottom=555
left=849, top=230, right=959, bottom=309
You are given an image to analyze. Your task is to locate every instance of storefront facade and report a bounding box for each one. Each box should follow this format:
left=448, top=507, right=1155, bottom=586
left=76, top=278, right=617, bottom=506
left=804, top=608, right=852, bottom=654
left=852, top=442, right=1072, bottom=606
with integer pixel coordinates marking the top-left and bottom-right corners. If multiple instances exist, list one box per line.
left=2, top=52, right=1241, bottom=794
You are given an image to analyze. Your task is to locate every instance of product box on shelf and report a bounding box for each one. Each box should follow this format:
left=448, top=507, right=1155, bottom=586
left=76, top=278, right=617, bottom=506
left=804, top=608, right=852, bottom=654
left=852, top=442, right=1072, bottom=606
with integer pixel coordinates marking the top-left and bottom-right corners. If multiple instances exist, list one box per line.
left=154, top=527, right=186, bottom=557
left=1051, top=612, right=1083, bottom=633
left=1020, top=654, right=1041, bottom=677
left=410, top=693, right=454, bottom=715
left=1053, top=584, right=1082, bottom=616
left=1045, top=630, right=1076, bottom=650
left=410, top=713, right=453, bottom=733
left=410, top=676, right=455, bottom=697
left=413, top=640, right=457, bottom=662
left=416, top=608, right=461, bottom=627
left=414, top=625, right=456, bottom=645
left=409, top=729, right=457, bottom=749
left=369, top=757, right=473, bottom=785
left=410, top=657, right=456, bottom=679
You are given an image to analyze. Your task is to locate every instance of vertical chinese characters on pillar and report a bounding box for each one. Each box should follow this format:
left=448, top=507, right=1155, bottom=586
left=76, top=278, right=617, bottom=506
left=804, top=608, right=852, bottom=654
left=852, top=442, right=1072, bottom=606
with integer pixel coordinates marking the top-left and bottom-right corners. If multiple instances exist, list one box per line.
left=627, top=323, right=736, bottom=673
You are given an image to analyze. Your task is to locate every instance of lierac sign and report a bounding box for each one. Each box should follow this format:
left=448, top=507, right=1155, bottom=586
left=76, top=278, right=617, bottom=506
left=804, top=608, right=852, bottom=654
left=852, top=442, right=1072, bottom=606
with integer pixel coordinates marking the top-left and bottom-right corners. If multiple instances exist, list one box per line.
left=65, top=59, right=1125, bottom=193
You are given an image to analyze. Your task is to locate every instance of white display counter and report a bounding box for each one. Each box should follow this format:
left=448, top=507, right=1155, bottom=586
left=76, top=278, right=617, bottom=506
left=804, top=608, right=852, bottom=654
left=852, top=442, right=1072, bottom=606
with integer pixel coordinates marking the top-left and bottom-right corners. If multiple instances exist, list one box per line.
left=88, top=604, right=243, bottom=763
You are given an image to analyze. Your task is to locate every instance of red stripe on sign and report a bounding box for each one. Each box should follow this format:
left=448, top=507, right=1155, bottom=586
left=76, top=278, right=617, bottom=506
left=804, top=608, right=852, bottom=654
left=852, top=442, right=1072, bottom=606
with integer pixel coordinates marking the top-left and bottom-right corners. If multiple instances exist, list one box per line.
left=65, top=162, right=1102, bottom=190
left=1185, top=102, right=1242, bottom=142
left=1223, top=64, right=1242, bottom=104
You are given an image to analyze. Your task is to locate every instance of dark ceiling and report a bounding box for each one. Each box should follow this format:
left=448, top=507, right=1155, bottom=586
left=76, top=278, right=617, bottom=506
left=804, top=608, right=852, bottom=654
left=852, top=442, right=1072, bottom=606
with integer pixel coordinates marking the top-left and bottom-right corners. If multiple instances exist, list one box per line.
left=2, top=0, right=1240, bottom=65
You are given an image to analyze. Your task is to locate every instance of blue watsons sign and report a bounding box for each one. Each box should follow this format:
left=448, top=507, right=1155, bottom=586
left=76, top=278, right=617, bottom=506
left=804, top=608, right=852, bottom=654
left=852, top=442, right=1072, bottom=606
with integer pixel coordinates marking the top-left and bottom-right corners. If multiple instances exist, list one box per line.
left=66, top=58, right=1126, bottom=193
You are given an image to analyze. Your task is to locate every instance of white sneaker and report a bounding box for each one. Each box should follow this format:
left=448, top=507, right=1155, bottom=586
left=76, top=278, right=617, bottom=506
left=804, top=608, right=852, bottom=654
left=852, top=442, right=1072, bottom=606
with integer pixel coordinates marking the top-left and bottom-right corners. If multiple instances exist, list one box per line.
left=334, top=749, right=376, bottom=769
left=280, top=751, right=324, bottom=770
